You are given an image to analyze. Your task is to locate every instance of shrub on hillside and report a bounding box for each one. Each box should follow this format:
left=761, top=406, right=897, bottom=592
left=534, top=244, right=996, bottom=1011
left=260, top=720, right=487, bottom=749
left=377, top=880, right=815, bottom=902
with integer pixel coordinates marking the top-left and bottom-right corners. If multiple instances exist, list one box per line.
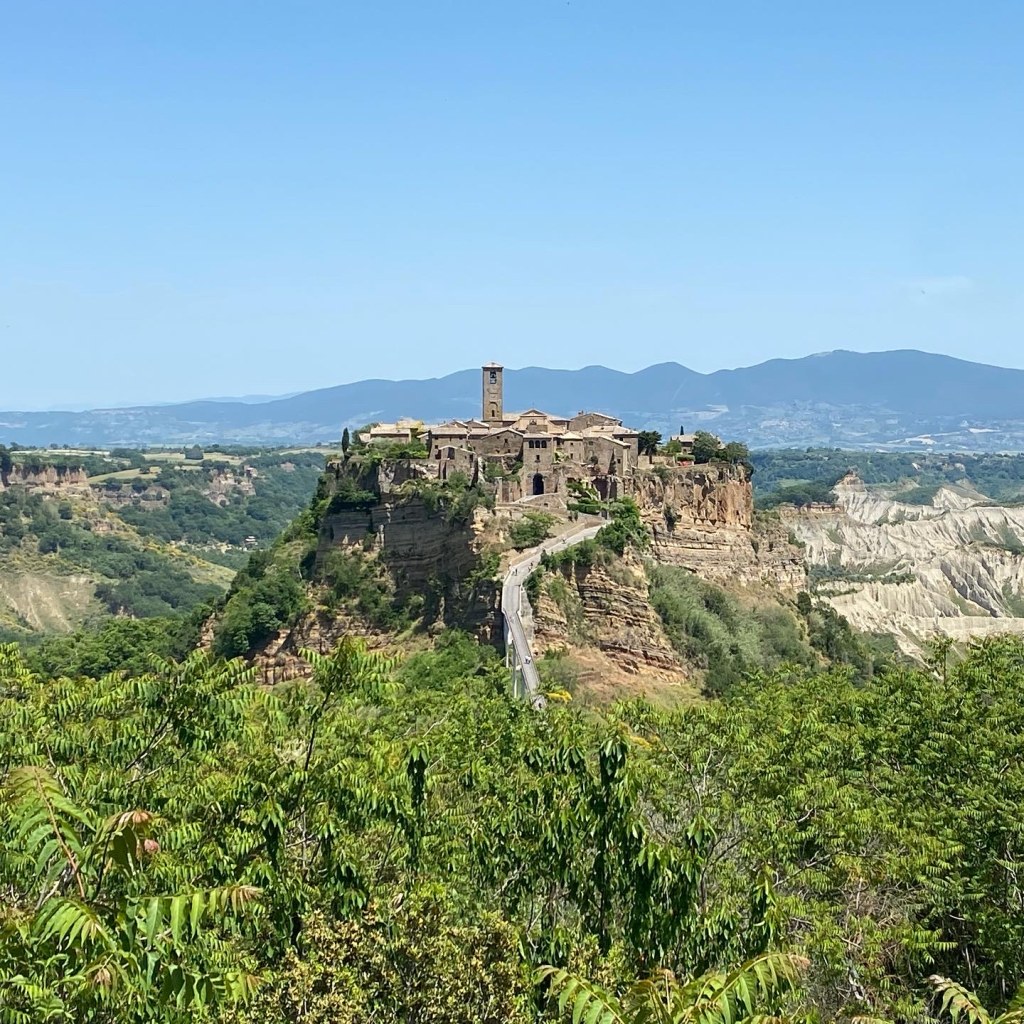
left=508, top=511, right=555, bottom=549
left=649, top=564, right=817, bottom=693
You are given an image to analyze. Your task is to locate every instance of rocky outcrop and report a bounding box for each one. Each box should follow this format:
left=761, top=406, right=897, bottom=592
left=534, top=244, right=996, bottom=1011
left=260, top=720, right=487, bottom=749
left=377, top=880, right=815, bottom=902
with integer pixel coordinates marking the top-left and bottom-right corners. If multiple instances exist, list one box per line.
left=249, top=607, right=398, bottom=686
left=0, top=464, right=88, bottom=492
left=305, top=457, right=803, bottom=685
left=320, top=497, right=483, bottom=595
left=532, top=552, right=684, bottom=676
left=635, top=464, right=806, bottom=591
left=96, top=484, right=170, bottom=507
left=0, top=572, right=97, bottom=633
left=203, top=466, right=257, bottom=506
left=317, top=461, right=500, bottom=638
left=785, top=474, right=1024, bottom=653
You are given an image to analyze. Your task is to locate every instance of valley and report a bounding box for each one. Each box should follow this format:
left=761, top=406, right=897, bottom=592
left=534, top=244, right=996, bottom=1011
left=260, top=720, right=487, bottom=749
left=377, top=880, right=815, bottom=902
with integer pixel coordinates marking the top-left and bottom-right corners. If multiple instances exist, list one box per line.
left=0, top=444, right=324, bottom=645
left=7, top=434, right=1024, bottom=686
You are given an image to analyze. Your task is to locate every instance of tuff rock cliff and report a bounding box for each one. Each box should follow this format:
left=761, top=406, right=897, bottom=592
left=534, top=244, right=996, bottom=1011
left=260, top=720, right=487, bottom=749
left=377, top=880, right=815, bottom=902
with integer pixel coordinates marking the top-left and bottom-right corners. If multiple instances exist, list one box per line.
left=528, top=550, right=693, bottom=700
left=636, top=464, right=806, bottom=590
left=0, top=464, right=89, bottom=492
left=237, top=454, right=808, bottom=692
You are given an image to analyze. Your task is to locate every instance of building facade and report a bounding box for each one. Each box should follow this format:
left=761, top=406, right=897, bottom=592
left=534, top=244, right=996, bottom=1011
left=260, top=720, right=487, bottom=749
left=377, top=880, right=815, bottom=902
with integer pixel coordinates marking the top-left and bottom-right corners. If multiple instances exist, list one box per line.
left=422, top=364, right=640, bottom=502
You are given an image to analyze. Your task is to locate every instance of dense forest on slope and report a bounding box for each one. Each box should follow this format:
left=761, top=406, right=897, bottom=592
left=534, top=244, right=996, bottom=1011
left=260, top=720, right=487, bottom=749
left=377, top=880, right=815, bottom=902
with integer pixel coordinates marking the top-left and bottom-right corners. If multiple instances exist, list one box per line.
left=2, top=631, right=1023, bottom=1022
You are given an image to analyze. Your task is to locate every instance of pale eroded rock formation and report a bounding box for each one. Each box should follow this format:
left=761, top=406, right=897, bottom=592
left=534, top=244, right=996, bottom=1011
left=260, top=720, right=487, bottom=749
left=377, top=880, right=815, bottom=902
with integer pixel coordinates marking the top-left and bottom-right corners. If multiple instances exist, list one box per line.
left=785, top=474, right=1024, bottom=653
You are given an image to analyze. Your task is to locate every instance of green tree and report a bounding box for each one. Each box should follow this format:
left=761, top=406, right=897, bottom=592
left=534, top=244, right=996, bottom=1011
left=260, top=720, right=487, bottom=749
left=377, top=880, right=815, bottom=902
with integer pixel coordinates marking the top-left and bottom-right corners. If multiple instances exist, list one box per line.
left=691, top=432, right=723, bottom=464
left=341, top=427, right=351, bottom=455
left=509, top=510, right=556, bottom=549
left=638, top=430, right=663, bottom=457
left=539, top=952, right=807, bottom=1024
left=927, top=976, right=1024, bottom=1024
left=0, top=645, right=266, bottom=1021
left=721, top=441, right=750, bottom=465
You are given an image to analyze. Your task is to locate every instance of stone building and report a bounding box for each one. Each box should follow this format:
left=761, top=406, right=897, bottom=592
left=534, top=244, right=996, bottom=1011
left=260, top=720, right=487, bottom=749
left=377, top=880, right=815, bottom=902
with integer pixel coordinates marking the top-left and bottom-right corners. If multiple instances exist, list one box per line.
left=422, top=363, right=640, bottom=503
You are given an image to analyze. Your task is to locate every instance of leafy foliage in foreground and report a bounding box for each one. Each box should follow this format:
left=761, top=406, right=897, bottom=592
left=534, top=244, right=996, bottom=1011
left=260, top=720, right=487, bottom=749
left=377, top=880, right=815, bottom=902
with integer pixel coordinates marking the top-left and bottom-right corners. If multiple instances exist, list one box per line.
left=539, top=951, right=807, bottom=1024
left=2, top=631, right=1024, bottom=1021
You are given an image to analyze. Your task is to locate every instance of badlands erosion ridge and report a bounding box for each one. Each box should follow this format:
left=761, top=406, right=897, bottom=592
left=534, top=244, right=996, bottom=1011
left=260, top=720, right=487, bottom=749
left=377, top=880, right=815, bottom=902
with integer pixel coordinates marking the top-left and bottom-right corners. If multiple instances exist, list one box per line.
left=786, top=472, right=1024, bottom=655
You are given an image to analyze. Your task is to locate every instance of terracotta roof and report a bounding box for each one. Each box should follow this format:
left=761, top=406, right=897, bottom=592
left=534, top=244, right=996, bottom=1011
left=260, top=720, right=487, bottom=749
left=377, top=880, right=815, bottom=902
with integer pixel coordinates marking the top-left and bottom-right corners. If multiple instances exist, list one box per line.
left=473, top=426, right=522, bottom=438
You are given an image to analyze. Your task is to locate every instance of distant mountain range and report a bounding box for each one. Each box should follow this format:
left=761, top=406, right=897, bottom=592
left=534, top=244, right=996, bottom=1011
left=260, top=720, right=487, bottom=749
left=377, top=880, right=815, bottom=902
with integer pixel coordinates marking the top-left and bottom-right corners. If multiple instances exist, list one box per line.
left=4, top=349, right=1024, bottom=451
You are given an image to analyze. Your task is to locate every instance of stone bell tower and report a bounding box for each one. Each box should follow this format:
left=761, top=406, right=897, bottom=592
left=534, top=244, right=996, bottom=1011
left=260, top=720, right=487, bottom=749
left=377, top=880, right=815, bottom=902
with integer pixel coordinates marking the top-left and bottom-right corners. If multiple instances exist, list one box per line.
left=482, top=362, right=503, bottom=424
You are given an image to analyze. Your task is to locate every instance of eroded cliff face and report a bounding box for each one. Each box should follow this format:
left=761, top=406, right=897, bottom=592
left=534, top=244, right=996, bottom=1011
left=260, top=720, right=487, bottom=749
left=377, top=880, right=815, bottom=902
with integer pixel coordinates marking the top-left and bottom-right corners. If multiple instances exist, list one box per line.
left=530, top=551, right=693, bottom=700
left=0, top=465, right=89, bottom=492
left=635, top=465, right=806, bottom=591
left=295, top=457, right=802, bottom=692
left=316, top=459, right=500, bottom=637
left=320, top=498, right=499, bottom=630
left=785, top=474, right=1024, bottom=653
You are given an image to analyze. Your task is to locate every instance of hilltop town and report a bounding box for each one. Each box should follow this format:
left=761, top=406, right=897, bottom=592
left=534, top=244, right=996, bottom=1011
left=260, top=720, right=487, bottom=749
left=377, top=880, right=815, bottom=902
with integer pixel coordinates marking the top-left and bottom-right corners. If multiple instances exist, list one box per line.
left=358, top=362, right=696, bottom=505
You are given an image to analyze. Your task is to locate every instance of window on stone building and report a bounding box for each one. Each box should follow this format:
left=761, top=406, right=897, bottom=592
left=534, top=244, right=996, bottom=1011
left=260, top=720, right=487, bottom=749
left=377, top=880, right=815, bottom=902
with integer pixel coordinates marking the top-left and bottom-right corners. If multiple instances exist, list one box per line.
left=489, top=371, right=497, bottom=384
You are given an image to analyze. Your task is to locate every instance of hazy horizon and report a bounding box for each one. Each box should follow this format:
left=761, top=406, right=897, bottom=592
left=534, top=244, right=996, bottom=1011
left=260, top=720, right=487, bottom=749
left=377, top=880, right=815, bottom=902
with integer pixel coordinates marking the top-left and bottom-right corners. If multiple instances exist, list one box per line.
left=8, top=346, right=1020, bottom=414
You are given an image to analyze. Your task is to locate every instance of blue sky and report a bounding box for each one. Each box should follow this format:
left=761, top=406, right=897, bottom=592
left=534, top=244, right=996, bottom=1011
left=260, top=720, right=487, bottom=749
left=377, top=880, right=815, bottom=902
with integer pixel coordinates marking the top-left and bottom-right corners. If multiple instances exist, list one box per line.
left=2, top=1, right=1022, bottom=409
